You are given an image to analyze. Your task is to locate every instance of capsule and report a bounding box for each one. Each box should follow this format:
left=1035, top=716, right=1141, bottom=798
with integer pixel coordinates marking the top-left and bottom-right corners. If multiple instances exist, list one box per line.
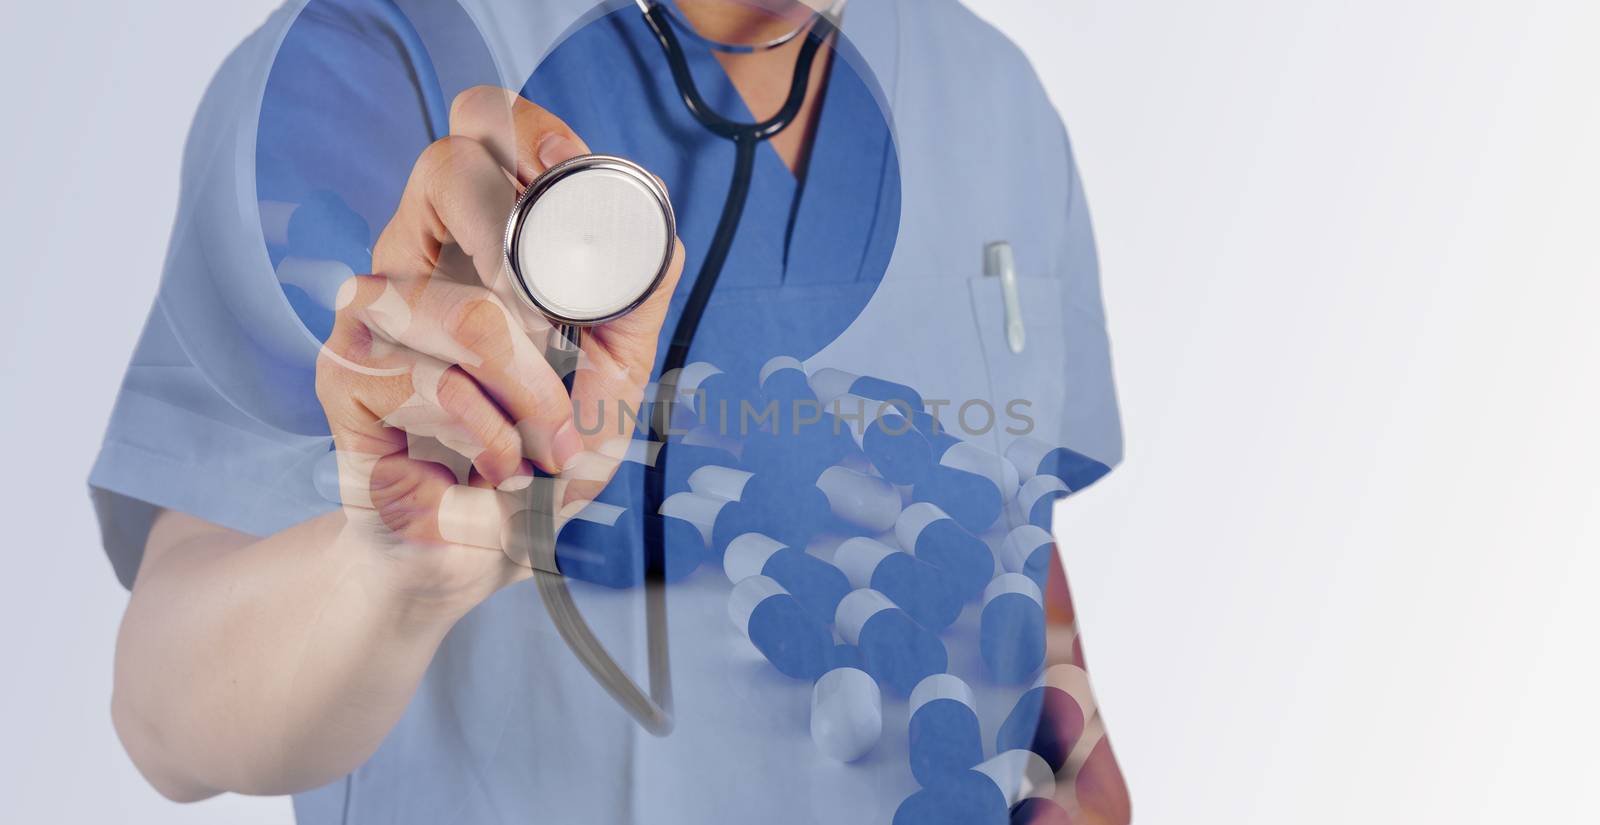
left=816, top=465, right=903, bottom=534
left=996, top=664, right=1092, bottom=773
left=1013, top=474, right=1068, bottom=529
left=689, top=465, right=827, bottom=550
left=999, top=524, right=1055, bottom=594
left=724, top=533, right=851, bottom=623
left=908, top=674, right=984, bottom=785
left=898, top=502, right=996, bottom=601
left=833, top=537, right=962, bottom=632
left=892, top=750, right=1055, bottom=825
left=827, top=393, right=933, bottom=484
left=1004, top=436, right=1112, bottom=492
left=835, top=589, right=948, bottom=696
left=758, top=355, right=817, bottom=408
left=808, top=367, right=925, bottom=413
left=549, top=502, right=701, bottom=588
left=659, top=490, right=807, bottom=560
left=915, top=437, right=1023, bottom=533
left=739, top=411, right=858, bottom=483
left=810, top=665, right=883, bottom=763
left=980, top=574, right=1047, bottom=684
left=729, top=575, right=833, bottom=681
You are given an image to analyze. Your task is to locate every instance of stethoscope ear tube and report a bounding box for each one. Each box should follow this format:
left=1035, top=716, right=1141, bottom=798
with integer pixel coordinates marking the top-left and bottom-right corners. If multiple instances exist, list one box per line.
left=495, top=0, right=836, bottom=739
left=519, top=327, right=675, bottom=737
left=534, top=571, right=675, bottom=736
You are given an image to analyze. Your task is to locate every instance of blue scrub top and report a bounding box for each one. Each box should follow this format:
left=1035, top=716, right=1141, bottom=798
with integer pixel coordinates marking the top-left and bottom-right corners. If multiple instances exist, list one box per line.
left=89, top=1, right=1124, bottom=822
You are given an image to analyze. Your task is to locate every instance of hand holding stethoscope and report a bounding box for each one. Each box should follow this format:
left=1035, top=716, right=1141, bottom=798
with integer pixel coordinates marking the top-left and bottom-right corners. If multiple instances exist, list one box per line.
left=315, top=86, right=683, bottom=649
left=329, top=0, right=840, bottom=736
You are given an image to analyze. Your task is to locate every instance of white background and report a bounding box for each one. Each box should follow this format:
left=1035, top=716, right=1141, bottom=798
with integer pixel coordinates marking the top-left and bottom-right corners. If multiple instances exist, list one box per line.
left=2, top=0, right=1597, bottom=822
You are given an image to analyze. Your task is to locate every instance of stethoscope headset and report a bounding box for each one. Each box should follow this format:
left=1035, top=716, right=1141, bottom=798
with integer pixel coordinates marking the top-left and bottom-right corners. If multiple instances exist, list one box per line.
left=491, top=0, right=848, bottom=735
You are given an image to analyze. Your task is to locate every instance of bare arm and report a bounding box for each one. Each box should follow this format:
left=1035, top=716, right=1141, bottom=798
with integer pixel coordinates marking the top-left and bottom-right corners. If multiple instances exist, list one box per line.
left=112, top=508, right=509, bottom=800
left=110, top=86, right=683, bottom=802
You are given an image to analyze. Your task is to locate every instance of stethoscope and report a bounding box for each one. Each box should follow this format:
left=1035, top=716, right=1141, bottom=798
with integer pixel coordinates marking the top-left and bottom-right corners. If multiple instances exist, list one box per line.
left=489, top=0, right=845, bottom=735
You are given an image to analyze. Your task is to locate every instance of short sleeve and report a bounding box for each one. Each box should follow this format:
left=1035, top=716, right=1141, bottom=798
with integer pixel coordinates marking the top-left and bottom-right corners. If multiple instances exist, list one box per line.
left=87, top=0, right=496, bottom=588
left=1055, top=135, right=1124, bottom=476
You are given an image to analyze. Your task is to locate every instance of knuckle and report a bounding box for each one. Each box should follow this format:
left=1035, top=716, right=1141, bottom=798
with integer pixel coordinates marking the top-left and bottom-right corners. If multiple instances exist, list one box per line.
left=447, top=295, right=513, bottom=358
left=416, top=135, right=487, bottom=181
left=450, top=85, right=512, bottom=124
left=482, top=427, right=524, bottom=470
left=432, top=367, right=474, bottom=413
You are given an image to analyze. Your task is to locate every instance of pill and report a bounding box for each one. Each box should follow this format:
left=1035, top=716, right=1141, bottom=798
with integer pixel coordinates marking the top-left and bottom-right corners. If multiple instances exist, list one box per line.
left=817, top=465, right=903, bottom=534
left=898, top=502, right=996, bottom=601
left=1013, top=474, right=1069, bottom=530
left=908, top=674, right=984, bottom=785
left=724, top=533, right=851, bottom=623
left=1004, top=436, right=1111, bottom=491
left=810, top=666, right=883, bottom=763
left=808, top=367, right=925, bottom=413
left=996, top=666, right=1089, bottom=773
left=833, top=537, right=962, bottom=632
left=895, top=748, right=1057, bottom=825
left=913, top=464, right=1003, bottom=534
left=836, top=589, right=948, bottom=696
left=729, top=575, right=833, bottom=681
left=759, top=355, right=816, bottom=407
left=827, top=392, right=933, bottom=484
left=980, top=574, right=1047, bottom=684
left=739, top=412, right=858, bottom=483
left=553, top=503, right=701, bottom=588
left=999, top=524, right=1055, bottom=594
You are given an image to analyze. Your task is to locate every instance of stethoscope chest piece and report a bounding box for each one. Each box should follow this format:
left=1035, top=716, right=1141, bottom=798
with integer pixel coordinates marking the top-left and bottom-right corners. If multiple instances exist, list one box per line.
left=504, top=154, right=676, bottom=334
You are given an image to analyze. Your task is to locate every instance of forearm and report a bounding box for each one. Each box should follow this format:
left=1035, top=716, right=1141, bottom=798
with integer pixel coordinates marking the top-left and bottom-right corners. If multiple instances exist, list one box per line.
left=111, top=509, right=504, bottom=800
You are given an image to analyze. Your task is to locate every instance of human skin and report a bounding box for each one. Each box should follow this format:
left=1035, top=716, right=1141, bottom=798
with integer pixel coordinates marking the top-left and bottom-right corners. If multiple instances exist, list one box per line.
left=110, top=4, right=1129, bottom=821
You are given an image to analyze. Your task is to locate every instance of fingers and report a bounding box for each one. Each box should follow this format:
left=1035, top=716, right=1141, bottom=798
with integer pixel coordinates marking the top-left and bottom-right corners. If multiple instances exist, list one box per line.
left=448, top=85, right=590, bottom=186
left=326, top=274, right=581, bottom=475
left=372, top=134, right=523, bottom=294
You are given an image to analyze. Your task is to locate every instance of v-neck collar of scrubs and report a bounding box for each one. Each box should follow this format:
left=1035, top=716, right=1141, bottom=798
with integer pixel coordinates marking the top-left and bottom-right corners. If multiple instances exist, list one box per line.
left=652, top=0, right=901, bottom=284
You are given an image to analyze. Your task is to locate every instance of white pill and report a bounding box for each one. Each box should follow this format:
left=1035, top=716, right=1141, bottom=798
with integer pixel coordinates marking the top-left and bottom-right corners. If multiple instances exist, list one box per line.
left=810, top=667, right=882, bottom=762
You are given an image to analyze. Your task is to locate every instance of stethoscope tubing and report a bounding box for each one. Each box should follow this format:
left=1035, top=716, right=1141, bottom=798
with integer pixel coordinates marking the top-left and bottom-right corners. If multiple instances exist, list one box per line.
left=374, top=0, right=836, bottom=737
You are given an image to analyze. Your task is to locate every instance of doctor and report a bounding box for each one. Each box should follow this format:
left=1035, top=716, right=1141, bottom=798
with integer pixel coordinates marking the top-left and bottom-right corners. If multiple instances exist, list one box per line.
left=93, top=1, right=1129, bottom=823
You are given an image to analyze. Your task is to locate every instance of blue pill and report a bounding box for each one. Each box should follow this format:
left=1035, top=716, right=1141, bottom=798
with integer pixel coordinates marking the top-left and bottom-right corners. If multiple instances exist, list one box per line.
left=828, top=393, right=933, bottom=484
left=898, top=502, right=996, bottom=601
left=892, top=770, right=1008, bottom=825
left=1005, top=436, right=1112, bottom=492
left=980, top=574, right=1047, bottom=684
left=1000, top=524, right=1055, bottom=594
left=730, top=575, right=833, bottom=681
left=555, top=505, right=701, bottom=588
left=724, top=533, right=851, bottom=623
left=689, top=465, right=827, bottom=551
left=996, top=670, right=1088, bottom=774
left=759, top=355, right=817, bottom=407
left=809, top=367, right=925, bottom=414
left=1014, top=475, right=1069, bottom=529
left=836, top=589, right=948, bottom=696
left=908, top=674, right=984, bottom=786
left=815, top=465, right=903, bottom=535
left=914, top=464, right=1004, bottom=534
left=834, top=537, right=962, bottom=632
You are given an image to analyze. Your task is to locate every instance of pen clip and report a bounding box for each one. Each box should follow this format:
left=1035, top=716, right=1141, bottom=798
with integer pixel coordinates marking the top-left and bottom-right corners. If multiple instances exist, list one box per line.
left=985, top=241, right=1026, bottom=354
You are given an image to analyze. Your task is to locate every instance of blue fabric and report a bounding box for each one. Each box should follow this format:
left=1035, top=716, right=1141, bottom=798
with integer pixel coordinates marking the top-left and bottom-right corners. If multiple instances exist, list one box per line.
left=87, top=1, right=1126, bottom=821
